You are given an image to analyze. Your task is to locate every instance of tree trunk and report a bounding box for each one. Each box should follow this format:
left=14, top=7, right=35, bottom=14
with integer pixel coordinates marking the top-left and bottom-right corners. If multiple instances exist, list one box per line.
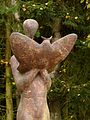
left=52, top=18, right=61, bottom=42
left=5, top=0, right=14, bottom=120
left=49, top=17, right=62, bottom=120
left=5, top=20, right=14, bottom=120
left=49, top=100, right=62, bottom=120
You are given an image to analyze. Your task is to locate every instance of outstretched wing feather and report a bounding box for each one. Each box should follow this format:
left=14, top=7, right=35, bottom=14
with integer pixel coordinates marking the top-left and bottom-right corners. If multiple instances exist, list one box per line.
left=10, top=32, right=39, bottom=73
left=52, top=33, right=77, bottom=61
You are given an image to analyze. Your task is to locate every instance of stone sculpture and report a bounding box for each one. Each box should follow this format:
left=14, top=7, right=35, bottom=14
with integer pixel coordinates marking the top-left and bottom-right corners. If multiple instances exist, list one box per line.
left=10, top=19, right=77, bottom=120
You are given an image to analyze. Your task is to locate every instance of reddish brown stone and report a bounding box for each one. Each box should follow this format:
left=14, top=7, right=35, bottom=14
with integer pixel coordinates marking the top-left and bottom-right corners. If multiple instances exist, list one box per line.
left=10, top=32, right=77, bottom=73
left=10, top=56, right=51, bottom=120
left=23, top=19, right=39, bottom=38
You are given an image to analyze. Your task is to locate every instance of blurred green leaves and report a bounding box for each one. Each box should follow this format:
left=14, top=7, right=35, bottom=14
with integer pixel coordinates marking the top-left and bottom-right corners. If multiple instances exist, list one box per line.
left=0, top=4, right=19, bottom=15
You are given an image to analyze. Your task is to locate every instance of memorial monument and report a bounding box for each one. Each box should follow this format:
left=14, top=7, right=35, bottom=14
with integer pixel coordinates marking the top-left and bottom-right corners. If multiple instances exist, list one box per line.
left=10, top=19, right=77, bottom=120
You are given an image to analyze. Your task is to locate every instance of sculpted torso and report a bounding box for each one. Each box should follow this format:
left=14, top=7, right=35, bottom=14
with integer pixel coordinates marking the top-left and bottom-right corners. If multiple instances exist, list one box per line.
left=11, top=56, right=51, bottom=120
left=19, top=76, right=50, bottom=120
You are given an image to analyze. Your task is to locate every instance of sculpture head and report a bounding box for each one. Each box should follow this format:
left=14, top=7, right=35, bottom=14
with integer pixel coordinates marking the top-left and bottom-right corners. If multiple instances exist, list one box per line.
left=23, top=19, right=39, bottom=38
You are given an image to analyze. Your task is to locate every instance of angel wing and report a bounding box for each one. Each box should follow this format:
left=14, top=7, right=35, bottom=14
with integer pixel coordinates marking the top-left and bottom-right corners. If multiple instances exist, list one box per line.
left=47, top=33, right=77, bottom=70
left=10, top=32, right=40, bottom=73
left=52, top=33, right=77, bottom=59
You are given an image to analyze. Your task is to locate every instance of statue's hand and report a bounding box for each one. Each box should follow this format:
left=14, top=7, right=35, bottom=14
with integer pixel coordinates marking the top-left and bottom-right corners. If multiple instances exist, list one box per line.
left=10, top=55, right=39, bottom=92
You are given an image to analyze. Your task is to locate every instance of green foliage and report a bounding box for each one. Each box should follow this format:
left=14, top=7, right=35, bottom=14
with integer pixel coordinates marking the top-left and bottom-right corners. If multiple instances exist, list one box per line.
left=20, top=1, right=55, bottom=25
left=0, top=0, right=90, bottom=119
left=0, top=93, right=6, bottom=120
left=0, top=4, right=19, bottom=15
left=19, top=0, right=90, bottom=38
left=49, top=45, right=90, bottom=119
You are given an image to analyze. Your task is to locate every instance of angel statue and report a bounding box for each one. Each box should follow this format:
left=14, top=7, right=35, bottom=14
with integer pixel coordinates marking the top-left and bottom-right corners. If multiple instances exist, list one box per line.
left=10, top=19, right=77, bottom=120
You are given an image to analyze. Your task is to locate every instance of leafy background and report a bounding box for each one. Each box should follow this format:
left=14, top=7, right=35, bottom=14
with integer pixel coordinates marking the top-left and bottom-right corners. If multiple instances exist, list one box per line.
left=0, top=0, right=90, bottom=120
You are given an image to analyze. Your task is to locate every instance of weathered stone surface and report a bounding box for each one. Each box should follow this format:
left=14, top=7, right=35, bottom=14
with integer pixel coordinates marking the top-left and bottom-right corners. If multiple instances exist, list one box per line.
left=10, top=19, right=77, bottom=120
left=23, top=19, right=39, bottom=38
left=10, top=56, right=51, bottom=120
left=10, top=32, right=77, bottom=73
